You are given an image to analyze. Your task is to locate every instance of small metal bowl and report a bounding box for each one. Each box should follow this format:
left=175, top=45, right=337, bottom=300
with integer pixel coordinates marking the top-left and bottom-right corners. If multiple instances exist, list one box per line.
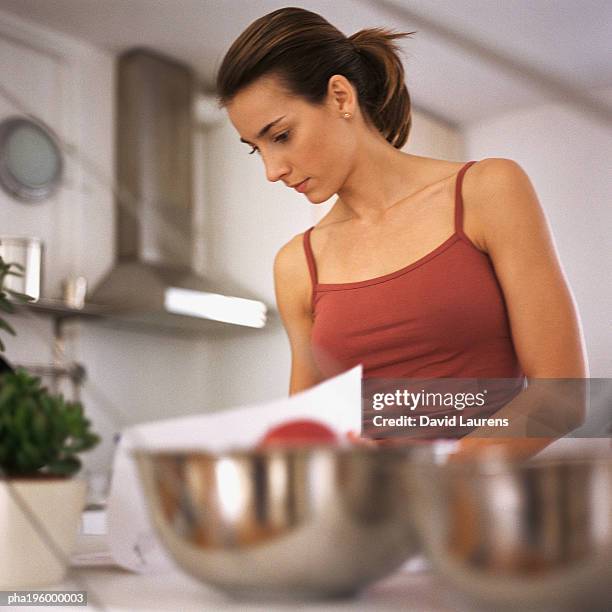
left=134, top=446, right=421, bottom=600
left=412, top=449, right=612, bottom=612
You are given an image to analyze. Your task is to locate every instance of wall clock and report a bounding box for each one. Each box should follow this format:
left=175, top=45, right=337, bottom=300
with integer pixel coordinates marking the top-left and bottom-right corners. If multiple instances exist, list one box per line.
left=0, top=116, right=63, bottom=203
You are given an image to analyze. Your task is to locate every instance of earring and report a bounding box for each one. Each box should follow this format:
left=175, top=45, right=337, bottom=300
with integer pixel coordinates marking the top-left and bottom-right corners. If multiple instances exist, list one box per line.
left=343, top=112, right=352, bottom=119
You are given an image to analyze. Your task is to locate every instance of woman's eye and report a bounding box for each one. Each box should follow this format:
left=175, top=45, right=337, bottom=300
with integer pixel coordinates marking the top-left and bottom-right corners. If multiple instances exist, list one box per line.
left=247, top=131, right=288, bottom=155
left=274, top=131, right=290, bottom=144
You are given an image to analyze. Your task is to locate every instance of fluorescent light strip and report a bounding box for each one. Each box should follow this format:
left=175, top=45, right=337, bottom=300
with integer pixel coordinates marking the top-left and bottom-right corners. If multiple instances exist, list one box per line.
left=164, top=287, right=267, bottom=328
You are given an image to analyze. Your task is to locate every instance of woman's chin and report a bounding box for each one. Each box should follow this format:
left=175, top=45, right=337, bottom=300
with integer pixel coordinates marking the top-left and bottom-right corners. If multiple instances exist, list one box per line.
left=306, top=189, right=335, bottom=205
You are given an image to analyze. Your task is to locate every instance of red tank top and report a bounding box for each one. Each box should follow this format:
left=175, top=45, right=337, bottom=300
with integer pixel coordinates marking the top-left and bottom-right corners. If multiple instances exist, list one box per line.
left=303, top=160, right=524, bottom=381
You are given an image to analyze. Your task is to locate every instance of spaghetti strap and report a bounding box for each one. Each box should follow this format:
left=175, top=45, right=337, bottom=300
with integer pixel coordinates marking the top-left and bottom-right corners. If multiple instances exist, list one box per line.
left=454, top=160, right=478, bottom=236
left=303, top=226, right=318, bottom=286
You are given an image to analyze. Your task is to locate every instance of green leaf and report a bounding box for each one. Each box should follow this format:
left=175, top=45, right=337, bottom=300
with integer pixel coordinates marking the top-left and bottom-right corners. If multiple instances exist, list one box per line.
left=0, top=379, right=17, bottom=405
left=31, top=411, right=48, bottom=443
left=47, top=456, right=81, bottom=477
left=0, top=299, right=15, bottom=314
left=0, top=318, right=16, bottom=336
left=0, top=370, right=99, bottom=476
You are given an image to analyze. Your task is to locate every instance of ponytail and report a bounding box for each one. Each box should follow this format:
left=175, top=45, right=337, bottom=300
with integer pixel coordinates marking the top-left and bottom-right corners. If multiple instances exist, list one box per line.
left=348, top=29, right=413, bottom=149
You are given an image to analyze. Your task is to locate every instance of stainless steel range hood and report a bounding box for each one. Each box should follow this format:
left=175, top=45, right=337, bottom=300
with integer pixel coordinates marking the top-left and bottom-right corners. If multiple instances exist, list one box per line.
left=91, top=48, right=267, bottom=332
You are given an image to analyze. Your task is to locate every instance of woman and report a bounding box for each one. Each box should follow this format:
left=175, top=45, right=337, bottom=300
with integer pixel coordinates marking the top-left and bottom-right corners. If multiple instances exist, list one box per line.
left=216, top=7, right=587, bottom=457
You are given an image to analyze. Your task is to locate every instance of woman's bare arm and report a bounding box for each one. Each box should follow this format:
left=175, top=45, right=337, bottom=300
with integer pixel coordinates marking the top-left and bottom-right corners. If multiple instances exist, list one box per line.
left=457, top=158, right=588, bottom=458
left=273, top=234, right=325, bottom=395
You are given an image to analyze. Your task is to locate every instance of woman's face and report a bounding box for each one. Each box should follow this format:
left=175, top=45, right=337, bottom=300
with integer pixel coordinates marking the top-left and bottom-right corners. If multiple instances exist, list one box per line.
left=226, top=75, right=357, bottom=203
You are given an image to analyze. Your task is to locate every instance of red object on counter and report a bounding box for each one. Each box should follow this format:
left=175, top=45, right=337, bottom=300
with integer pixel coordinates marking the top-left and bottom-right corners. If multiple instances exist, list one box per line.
left=258, top=419, right=338, bottom=447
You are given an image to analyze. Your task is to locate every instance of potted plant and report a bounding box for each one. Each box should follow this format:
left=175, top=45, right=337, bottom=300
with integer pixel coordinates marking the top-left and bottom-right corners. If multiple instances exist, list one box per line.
left=0, top=256, right=100, bottom=588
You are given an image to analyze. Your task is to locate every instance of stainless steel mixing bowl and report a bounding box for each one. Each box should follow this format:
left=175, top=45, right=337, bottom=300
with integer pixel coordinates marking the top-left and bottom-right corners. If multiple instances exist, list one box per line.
left=413, top=450, right=612, bottom=612
left=134, top=446, right=421, bottom=600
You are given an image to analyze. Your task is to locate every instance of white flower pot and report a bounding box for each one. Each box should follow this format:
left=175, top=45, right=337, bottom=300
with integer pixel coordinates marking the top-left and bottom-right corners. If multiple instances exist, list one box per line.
left=0, top=477, right=86, bottom=588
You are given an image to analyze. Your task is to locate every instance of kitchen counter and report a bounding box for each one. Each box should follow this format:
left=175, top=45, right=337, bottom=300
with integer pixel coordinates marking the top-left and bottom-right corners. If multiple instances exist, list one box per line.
left=6, top=518, right=456, bottom=612
left=43, top=562, right=455, bottom=612
left=0, top=503, right=453, bottom=612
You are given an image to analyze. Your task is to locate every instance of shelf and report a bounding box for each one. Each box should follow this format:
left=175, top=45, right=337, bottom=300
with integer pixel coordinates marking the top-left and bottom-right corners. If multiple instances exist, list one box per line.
left=18, top=298, right=276, bottom=338
left=21, top=298, right=111, bottom=320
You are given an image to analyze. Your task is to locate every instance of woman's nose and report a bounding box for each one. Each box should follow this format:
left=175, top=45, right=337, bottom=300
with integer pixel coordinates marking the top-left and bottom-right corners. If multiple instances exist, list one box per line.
left=263, top=154, right=290, bottom=183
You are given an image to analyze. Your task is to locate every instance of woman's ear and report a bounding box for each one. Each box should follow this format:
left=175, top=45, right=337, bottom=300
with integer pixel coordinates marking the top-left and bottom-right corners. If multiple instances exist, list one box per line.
left=327, top=74, right=356, bottom=117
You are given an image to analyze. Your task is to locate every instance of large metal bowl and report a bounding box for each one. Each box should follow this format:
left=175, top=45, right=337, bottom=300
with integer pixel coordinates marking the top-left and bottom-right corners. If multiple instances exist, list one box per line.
left=413, top=449, right=612, bottom=612
left=134, top=446, right=421, bottom=600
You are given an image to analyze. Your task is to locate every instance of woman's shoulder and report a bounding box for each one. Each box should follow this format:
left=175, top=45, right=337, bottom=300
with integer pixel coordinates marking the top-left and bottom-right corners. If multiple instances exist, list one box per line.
left=410, top=155, right=524, bottom=187
left=273, top=231, right=314, bottom=315
left=274, top=230, right=310, bottom=272
left=465, top=157, right=526, bottom=182
left=462, top=157, right=535, bottom=214
left=404, top=157, right=533, bottom=253
left=421, top=156, right=525, bottom=189
left=274, top=227, right=324, bottom=287
left=462, top=157, right=544, bottom=253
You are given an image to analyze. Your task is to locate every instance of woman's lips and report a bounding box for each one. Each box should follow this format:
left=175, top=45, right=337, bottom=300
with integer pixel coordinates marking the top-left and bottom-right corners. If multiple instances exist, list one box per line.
left=294, top=178, right=310, bottom=193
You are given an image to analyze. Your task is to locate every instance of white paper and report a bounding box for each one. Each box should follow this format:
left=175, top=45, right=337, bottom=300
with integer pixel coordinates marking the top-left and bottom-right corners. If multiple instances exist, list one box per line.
left=106, top=365, right=363, bottom=572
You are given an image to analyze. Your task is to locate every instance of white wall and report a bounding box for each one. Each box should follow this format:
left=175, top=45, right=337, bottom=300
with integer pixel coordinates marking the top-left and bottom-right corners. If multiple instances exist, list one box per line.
left=407, top=110, right=464, bottom=161
left=463, top=94, right=612, bottom=376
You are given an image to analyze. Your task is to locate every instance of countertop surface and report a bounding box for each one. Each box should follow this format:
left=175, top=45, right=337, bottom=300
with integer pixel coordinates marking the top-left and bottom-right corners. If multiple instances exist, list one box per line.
left=1, top=508, right=460, bottom=612
left=5, top=525, right=457, bottom=612
left=34, top=563, right=456, bottom=612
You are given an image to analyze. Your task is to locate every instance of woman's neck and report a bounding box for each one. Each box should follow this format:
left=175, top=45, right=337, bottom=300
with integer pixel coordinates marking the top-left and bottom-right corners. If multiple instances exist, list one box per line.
left=335, top=136, right=422, bottom=225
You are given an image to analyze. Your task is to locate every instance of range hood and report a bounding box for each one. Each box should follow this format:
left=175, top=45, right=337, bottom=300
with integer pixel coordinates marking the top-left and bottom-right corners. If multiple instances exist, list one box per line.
left=91, top=49, right=267, bottom=332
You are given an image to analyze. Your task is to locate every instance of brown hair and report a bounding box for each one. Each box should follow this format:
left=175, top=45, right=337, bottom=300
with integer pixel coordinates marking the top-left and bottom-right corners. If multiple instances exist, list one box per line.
left=216, top=7, right=415, bottom=149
